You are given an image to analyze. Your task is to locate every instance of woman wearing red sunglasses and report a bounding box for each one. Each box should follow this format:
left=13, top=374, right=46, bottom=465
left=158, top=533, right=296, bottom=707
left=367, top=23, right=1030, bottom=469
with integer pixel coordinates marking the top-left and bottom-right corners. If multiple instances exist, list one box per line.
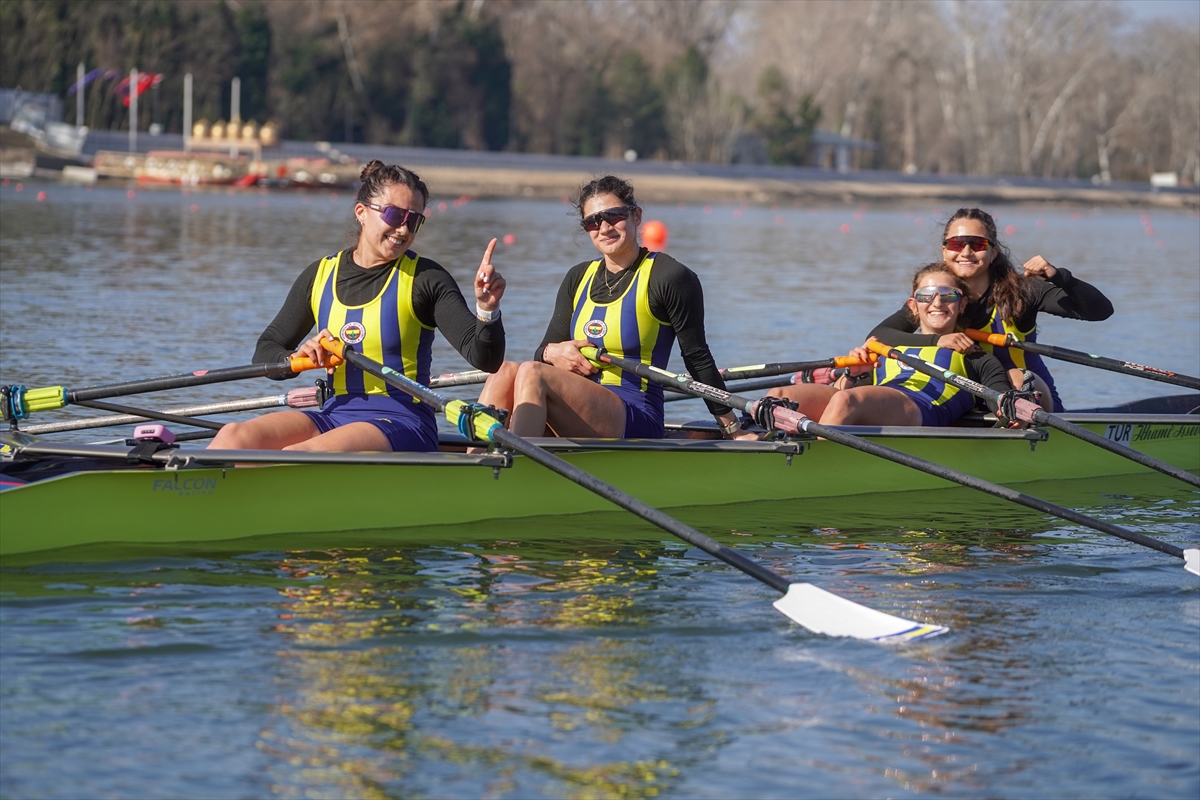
left=868, top=207, right=1112, bottom=412
left=475, top=174, right=752, bottom=441
left=209, top=160, right=506, bottom=452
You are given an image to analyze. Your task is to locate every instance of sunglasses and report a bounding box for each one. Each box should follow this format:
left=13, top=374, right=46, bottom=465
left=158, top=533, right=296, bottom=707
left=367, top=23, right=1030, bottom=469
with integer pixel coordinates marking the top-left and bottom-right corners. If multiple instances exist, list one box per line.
left=913, top=286, right=964, bottom=304
left=364, top=202, right=426, bottom=234
left=942, top=235, right=992, bottom=252
left=580, top=206, right=635, bottom=232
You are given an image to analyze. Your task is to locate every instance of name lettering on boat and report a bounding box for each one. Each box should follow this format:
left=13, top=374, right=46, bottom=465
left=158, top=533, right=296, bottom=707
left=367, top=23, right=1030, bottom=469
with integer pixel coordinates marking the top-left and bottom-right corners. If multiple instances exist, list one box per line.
left=1106, top=423, right=1199, bottom=445
left=152, top=474, right=218, bottom=496
left=1105, top=424, right=1132, bottom=444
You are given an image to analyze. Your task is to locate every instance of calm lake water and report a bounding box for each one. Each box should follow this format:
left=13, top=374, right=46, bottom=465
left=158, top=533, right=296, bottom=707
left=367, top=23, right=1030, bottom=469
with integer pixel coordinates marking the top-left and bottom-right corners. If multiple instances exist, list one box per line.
left=1, top=182, right=1198, bottom=799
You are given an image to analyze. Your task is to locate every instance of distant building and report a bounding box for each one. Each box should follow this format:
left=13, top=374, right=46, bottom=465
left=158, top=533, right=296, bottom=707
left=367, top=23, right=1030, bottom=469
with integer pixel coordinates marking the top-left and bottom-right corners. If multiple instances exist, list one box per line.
left=810, top=130, right=879, bottom=172
left=0, top=89, right=63, bottom=126
left=729, top=129, right=879, bottom=171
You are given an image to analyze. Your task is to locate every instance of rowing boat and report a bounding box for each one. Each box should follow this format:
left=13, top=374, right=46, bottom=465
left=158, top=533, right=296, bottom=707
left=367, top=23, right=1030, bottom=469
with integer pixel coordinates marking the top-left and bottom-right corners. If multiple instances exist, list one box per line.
left=2, top=393, right=1196, bottom=559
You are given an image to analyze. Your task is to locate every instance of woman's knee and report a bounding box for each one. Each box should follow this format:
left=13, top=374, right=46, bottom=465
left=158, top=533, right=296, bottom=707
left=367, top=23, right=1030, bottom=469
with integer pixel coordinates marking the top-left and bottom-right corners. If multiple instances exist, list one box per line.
left=819, top=392, right=857, bottom=424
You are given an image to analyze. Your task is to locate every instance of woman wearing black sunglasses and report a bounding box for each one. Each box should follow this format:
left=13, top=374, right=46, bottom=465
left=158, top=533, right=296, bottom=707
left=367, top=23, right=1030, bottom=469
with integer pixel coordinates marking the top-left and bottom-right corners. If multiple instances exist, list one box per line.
left=476, top=174, right=752, bottom=440
left=209, top=160, right=506, bottom=452
left=868, top=207, right=1113, bottom=411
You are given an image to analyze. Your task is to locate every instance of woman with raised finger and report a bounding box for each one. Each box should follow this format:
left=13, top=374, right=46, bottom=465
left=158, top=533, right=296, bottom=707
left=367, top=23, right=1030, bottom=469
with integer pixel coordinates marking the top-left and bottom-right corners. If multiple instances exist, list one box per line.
left=477, top=174, right=751, bottom=440
left=868, top=207, right=1113, bottom=411
left=209, top=160, right=506, bottom=453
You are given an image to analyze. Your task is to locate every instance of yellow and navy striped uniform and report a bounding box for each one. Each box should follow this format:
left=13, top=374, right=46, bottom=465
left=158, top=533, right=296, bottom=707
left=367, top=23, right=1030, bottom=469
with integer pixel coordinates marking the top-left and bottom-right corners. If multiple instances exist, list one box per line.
left=310, top=249, right=434, bottom=409
left=570, top=252, right=675, bottom=410
left=977, top=306, right=1062, bottom=411
left=873, top=346, right=974, bottom=425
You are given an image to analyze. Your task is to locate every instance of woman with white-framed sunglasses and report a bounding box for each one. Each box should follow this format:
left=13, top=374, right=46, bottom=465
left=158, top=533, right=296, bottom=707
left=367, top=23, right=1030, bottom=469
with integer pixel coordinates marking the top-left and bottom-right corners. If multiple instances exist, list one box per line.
left=209, top=160, right=506, bottom=453
left=476, top=174, right=754, bottom=441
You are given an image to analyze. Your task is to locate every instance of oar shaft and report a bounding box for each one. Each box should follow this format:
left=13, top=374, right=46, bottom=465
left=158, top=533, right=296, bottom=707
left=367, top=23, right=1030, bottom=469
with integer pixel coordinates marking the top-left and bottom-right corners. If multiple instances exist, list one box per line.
left=665, top=373, right=803, bottom=401
left=585, top=347, right=1188, bottom=562
left=492, top=427, right=790, bottom=592
left=717, top=356, right=870, bottom=382
left=867, top=341, right=1200, bottom=488
left=429, top=369, right=490, bottom=388
left=966, top=330, right=1200, bottom=390
left=20, top=388, right=321, bottom=434
left=77, top=399, right=224, bottom=431
left=6, top=355, right=332, bottom=419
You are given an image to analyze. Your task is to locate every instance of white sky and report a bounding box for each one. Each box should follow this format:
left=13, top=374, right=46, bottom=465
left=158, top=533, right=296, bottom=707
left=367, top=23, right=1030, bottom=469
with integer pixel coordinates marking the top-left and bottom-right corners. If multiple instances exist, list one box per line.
left=1116, top=0, right=1200, bottom=24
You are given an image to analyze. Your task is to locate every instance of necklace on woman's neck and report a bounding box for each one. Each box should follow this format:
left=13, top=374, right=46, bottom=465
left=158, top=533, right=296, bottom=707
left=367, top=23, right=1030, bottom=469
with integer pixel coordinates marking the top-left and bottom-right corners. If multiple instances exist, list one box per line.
left=600, top=267, right=621, bottom=296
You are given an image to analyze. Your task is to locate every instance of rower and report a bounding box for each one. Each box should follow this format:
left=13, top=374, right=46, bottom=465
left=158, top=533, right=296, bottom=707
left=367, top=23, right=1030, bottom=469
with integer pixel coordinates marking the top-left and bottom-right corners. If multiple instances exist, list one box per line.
left=476, top=175, right=756, bottom=441
left=207, top=161, right=507, bottom=453
left=868, top=207, right=1113, bottom=412
left=772, top=263, right=1025, bottom=427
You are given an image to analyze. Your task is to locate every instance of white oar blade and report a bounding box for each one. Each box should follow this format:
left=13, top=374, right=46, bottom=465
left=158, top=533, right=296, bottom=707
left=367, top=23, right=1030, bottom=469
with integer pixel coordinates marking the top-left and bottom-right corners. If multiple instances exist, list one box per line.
left=773, top=583, right=948, bottom=643
left=1185, top=549, right=1200, bottom=577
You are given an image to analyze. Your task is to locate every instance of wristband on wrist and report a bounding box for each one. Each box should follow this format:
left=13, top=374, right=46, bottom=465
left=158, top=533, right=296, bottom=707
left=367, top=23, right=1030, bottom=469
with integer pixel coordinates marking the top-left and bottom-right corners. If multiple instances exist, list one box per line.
left=476, top=304, right=500, bottom=323
left=719, top=416, right=741, bottom=436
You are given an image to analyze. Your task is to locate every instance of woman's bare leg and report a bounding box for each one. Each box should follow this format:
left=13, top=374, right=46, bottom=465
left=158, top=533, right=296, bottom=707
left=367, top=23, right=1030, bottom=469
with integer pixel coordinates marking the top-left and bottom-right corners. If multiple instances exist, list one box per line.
left=819, top=386, right=923, bottom=426
left=476, top=361, right=520, bottom=414
left=208, top=410, right=320, bottom=450
left=283, top=421, right=391, bottom=452
left=510, top=361, right=627, bottom=438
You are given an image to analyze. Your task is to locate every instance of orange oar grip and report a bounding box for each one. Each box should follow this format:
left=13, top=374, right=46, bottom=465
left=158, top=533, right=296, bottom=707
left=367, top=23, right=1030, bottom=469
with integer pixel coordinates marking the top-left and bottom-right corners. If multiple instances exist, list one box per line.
left=832, top=354, right=877, bottom=367
left=864, top=340, right=893, bottom=358
left=288, top=353, right=343, bottom=372
left=965, top=329, right=1008, bottom=346
left=288, top=339, right=345, bottom=372
left=319, top=337, right=346, bottom=360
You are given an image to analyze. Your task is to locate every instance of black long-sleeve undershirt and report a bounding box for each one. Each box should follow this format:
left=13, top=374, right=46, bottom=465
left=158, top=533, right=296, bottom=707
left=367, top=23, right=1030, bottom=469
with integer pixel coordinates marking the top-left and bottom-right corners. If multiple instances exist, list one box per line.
left=254, top=249, right=504, bottom=376
left=534, top=250, right=732, bottom=416
left=868, top=268, right=1114, bottom=347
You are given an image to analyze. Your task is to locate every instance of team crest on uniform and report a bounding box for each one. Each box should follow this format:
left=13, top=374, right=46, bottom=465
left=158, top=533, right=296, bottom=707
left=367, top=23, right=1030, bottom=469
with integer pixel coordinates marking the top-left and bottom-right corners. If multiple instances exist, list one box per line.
left=585, top=319, right=607, bottom=338
left=340, top=322, right=366, bottom=344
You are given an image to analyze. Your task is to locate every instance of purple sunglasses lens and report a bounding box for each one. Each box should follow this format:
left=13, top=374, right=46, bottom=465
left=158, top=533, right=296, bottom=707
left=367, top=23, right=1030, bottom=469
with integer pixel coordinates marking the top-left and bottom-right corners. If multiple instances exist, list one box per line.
left=380, top=205, right=424, bottom=231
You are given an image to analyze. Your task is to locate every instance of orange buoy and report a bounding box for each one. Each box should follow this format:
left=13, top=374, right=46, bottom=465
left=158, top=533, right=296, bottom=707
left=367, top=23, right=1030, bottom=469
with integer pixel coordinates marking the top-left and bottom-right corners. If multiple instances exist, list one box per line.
left=642, top=220, right=668, bottom=250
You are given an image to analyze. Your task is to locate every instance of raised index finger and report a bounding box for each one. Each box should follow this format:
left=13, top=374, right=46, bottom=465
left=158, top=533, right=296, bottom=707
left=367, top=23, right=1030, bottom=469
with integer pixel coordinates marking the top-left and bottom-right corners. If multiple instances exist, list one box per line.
left=479, top=238, right=498, bottom=267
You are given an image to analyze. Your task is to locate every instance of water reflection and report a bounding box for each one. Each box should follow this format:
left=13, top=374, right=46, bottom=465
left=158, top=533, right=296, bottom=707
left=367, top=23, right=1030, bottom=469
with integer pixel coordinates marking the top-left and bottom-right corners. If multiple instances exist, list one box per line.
left=260, top=544, right=697, bottom=797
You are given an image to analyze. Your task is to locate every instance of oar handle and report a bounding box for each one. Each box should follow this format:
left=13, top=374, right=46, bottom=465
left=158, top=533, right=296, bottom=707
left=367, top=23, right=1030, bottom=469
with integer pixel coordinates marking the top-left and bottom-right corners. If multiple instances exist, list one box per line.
left=965, top=329, right=1010, bottom=346
left=833, top=354, right=878, bottom=367
left=288, top=352, right=343, bottom=371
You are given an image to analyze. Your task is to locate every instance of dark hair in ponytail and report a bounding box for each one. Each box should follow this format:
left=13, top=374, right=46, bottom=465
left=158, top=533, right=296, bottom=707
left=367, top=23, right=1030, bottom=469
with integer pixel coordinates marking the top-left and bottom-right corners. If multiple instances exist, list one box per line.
left=356, top=160, right=429, bottom=208
left=942, top=207, right=1031, bottom=321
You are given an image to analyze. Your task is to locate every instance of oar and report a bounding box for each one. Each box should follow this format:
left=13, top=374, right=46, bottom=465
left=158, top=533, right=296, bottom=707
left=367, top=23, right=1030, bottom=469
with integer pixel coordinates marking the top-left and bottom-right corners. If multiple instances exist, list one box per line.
left=21, top=387, right=323, bottom=434
left=665, top=373, right=807, bottom=401
left=717, top=356, right=875, bottom=382
left=318, top=337, right=947, bottom=642
left=965, top=329, right=1200, bottom=390
left=665, top=356, right=877, bottom=402
left=581, top=346, right=1200, bottom=576
left=1, top=353, right=339, bottom=422
left=429, top=369, right=490, bottom=388
left=865, top=340, right=1200, bottom=489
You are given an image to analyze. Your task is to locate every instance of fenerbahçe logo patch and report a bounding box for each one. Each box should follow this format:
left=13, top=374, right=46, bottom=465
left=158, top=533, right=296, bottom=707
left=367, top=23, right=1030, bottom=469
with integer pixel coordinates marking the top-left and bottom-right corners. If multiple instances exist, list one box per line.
left=340, top=322, right=366, bottom=345
left=585, top=319, right=607, bottom=338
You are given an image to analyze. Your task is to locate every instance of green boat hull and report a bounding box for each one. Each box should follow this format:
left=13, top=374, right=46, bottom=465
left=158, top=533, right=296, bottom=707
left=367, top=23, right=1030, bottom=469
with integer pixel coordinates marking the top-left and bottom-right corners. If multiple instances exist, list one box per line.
left=2, top=413, right=1196, bottom=558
